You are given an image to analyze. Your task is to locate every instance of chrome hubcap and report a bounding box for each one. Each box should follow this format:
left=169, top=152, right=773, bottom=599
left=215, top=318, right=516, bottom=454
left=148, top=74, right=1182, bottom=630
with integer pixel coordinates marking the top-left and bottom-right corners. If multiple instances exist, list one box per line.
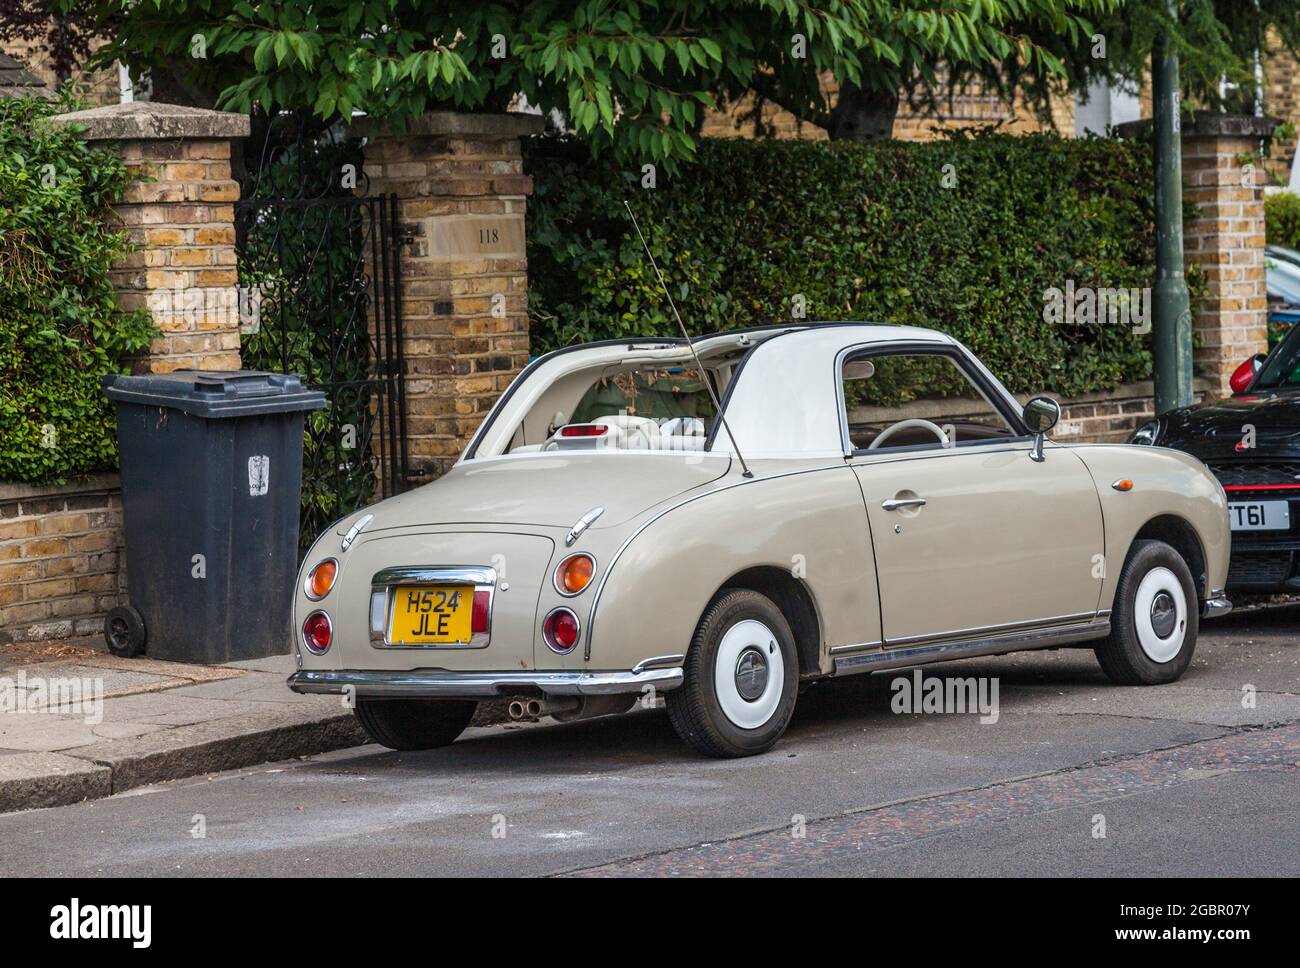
left=714, top=619, right=784, bottom=729
left=1149, top=591, right=1177, bottom=638
left=734, top=648, right=769, bottom=702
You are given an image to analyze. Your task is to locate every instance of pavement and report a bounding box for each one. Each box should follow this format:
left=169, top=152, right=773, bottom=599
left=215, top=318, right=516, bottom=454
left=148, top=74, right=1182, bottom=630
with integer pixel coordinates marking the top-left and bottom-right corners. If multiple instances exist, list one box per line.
left=0, top=639, right=365, bottom=813
left=0, top=601, right=1296, bottom=877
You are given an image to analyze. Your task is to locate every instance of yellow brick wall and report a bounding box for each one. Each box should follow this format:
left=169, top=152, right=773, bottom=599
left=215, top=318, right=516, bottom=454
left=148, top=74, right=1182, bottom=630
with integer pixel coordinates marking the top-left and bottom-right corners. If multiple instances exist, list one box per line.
left=363, top=126, right=537, bottom=478
left=108, top=139, right=244, bottom=372
left=701, top=73, right=1075, bottom=143
left=0, top=478, right=125, bottom=643
left=0, top=35, right=119, bottom=106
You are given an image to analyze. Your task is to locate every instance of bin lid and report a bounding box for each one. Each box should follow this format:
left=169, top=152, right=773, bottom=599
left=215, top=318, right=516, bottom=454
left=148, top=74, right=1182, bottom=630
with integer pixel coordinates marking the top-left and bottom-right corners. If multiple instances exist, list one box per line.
left=102, top=370, right=328, bottom=419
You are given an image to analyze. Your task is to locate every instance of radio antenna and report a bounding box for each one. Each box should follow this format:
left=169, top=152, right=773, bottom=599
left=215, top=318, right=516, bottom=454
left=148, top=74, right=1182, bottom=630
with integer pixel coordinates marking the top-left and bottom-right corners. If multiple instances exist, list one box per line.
left=623, top=200, right=753, bottom=479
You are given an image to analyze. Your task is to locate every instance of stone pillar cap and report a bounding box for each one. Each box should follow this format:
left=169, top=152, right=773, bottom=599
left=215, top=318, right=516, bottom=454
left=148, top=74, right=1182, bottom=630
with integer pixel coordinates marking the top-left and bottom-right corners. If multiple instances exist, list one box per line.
left=48, top=100, right=250, bottom=140
left=1116, top=111, right=1279, bottom=140
left=354, top=110, right=545, bottom=140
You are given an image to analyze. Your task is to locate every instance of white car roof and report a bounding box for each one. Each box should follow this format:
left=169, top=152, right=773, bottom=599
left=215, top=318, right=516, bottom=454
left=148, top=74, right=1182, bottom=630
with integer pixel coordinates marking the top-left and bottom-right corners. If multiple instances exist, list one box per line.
left=711, top=324, right=956, bottom=459
left=463, top=323, right=1019, bottom=462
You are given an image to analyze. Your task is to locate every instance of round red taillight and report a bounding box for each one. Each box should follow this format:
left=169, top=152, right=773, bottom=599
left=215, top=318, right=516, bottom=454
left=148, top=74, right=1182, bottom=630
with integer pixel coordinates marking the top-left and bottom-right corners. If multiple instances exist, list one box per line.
left=542, top=607, right=580, bottom=653
left=302, top=611, right=332, bottom=654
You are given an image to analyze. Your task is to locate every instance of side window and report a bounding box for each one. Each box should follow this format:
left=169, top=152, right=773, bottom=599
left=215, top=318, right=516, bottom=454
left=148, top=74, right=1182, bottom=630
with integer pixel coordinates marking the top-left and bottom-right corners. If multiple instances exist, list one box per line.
left=843, top=351, right=1017, bottom=452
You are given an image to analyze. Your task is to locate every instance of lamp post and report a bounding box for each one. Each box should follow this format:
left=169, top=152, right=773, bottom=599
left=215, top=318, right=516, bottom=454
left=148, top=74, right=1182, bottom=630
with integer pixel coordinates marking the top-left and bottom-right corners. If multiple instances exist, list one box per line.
left=1151, top=0, right=1193, bottom=414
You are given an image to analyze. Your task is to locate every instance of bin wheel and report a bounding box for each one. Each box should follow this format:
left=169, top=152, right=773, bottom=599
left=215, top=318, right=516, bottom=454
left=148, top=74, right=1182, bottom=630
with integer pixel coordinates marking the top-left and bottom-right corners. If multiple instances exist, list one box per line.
left=104, top=605, right=147, bottom=658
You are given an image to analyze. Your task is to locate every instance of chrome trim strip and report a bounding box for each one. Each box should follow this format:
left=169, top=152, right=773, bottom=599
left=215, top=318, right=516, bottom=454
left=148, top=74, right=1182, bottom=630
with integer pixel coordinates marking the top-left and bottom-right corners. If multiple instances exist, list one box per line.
left=565, top=506, right=605, bottom=546
left=287, top=667, right=684, bottom=698
left=341, top=513, right=373, bottom=552
left=832, top=619, right=1110, bottom=676
left=369, top=566, right=497, bottom=650
left=631, top=653, right=686, bottom=674
left=883, top=611, right=1098, bottom=648
left=1201, top=596, right=1233, bottom=619
left=828, top=640, right=883, bottom=656
left=373, top=566, right=496, bottom=586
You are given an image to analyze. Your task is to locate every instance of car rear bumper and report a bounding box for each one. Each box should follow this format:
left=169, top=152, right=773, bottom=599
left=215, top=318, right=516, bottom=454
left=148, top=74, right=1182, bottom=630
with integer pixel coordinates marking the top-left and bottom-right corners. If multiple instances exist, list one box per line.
left=287, top=666, right=683, bottom=698
left=1201, top=595, right=1233, bottom=618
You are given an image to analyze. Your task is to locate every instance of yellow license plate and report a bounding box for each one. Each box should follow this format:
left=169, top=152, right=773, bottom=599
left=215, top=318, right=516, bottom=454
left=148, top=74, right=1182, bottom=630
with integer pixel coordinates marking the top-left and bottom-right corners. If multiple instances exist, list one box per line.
left=388, top=585, right=474, bottom=645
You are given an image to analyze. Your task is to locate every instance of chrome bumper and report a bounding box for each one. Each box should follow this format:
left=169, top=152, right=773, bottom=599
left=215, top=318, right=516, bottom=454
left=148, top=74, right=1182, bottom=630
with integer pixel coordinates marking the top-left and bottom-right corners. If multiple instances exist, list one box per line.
left=1201, top=595, right=1233, bottom=619
left=287, top=666, right=683, bottom=698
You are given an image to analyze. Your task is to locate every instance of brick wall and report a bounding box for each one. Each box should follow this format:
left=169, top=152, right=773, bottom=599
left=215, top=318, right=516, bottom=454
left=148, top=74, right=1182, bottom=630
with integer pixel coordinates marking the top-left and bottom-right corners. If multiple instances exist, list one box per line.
left=112, top=138, right=243, bottom=371
left=360, top=112, right=544, bottom=479
left=0, top=477, right=124, bottom=644
left=49, top=102, right=249, bottom=373
left=701, top=72, right=1075, bottom=143
left=0, top=35, right=119, bottom=107
left=1179, top=114, right=1275, bottom=395
left=1262, top=32, right=1299, bottom=185
left=1052, top=379, right=1214, bottom=443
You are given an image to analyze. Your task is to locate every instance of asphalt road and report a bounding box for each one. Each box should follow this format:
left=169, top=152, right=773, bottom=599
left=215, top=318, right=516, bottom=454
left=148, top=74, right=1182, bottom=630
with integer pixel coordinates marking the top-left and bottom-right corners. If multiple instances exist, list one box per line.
left=3, top=603, right=1298, bottom=877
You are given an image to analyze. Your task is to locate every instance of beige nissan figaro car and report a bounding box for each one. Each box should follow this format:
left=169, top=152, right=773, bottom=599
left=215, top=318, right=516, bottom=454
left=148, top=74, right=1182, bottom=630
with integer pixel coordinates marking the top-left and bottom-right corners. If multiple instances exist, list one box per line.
left=289, top=323, right=1231, bottom=757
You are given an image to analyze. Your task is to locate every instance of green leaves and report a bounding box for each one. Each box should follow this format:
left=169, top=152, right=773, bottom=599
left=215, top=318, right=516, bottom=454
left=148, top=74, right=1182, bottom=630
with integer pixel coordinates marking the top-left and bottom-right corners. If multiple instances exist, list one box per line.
left=75, top=0, right=1109, bottom=171
left=1266, top=192, right=1300, bottom=250
left=0, top=93, right=155, bottom=484
left=525, top=131, right=1158, bottom=399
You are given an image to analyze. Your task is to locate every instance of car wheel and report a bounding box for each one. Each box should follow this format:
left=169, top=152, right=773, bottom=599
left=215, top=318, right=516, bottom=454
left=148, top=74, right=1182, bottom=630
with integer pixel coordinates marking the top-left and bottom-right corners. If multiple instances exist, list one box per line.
left=1094, top=539, right=1199, bottom=686
left=665, top=588, right=799, bottom=758
left=354, top=698, right=477, bottom=751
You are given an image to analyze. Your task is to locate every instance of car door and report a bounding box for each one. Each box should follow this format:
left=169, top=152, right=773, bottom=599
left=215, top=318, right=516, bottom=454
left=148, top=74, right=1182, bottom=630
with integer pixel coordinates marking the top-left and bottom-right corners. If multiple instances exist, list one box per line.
left=842, top=346, right=1104, bottom=645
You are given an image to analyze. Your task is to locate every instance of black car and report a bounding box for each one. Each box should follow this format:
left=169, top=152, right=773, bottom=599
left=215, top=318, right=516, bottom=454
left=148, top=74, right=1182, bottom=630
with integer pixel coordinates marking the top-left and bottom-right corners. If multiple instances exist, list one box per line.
left=1131, top=324, right=1300, bottom=592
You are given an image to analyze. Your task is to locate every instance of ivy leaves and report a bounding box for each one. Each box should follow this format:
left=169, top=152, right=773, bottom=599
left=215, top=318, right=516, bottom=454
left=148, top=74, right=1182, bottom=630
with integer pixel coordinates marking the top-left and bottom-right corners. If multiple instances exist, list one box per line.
left=524, top=131, right=1158, bottom=398
left=0, top=94, right=155, bottom=483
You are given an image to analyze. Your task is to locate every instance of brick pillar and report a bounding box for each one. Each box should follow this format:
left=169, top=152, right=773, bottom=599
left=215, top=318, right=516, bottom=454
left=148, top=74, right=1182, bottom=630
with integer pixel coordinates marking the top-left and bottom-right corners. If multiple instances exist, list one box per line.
left=359, top=111, right=544, bottom=480
left=1118, top=112, right=1278, bottom=396
left=1179, top=113, right=1278, bottom=395
left=50, top=101, right=250, bottom=372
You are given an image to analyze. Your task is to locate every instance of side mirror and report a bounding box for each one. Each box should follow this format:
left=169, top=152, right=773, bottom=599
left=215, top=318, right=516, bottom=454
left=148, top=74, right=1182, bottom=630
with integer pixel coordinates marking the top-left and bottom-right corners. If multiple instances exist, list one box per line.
left=1229, top=353, right=1267, bottom=395
left=1023, top=396, right=1061, bottom=463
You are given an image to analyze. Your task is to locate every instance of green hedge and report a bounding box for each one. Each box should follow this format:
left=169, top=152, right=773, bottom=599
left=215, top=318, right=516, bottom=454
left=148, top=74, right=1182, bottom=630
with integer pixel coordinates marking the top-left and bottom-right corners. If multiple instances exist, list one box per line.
left=1266, top=191, right=1300, bottom=250
left=0, top=94, right=154, bottom=484
left=525, top=131, right=1159, bottom=400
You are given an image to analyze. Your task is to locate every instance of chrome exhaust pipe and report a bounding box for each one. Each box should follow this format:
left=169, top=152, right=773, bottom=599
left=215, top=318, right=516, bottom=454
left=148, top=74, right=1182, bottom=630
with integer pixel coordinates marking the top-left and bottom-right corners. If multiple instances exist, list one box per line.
left=508, top=695, right=636, bottom=723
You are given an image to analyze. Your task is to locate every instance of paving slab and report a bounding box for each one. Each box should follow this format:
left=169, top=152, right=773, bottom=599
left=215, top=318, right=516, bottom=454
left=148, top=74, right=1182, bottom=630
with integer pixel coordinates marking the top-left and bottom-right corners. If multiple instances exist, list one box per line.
left=0, top=644, right=359, bottom=814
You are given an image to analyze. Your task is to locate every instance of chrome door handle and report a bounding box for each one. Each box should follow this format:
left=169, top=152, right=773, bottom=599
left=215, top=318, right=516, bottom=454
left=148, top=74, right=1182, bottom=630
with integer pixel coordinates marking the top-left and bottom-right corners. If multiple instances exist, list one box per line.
left=881, top=497, right=927, bottom=511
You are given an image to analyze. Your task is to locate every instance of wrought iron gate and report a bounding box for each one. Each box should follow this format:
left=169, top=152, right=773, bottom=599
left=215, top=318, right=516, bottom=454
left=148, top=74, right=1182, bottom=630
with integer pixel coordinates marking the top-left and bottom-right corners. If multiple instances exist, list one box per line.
left=234, top=117, right=409, bottom=551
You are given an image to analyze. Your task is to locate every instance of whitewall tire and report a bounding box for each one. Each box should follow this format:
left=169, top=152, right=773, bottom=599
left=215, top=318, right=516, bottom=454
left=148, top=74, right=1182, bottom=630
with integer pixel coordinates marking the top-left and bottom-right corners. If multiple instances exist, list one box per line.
left=1095, top=540, right=1199, bottom=685
left=666, top=589, right=799, bottom=757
